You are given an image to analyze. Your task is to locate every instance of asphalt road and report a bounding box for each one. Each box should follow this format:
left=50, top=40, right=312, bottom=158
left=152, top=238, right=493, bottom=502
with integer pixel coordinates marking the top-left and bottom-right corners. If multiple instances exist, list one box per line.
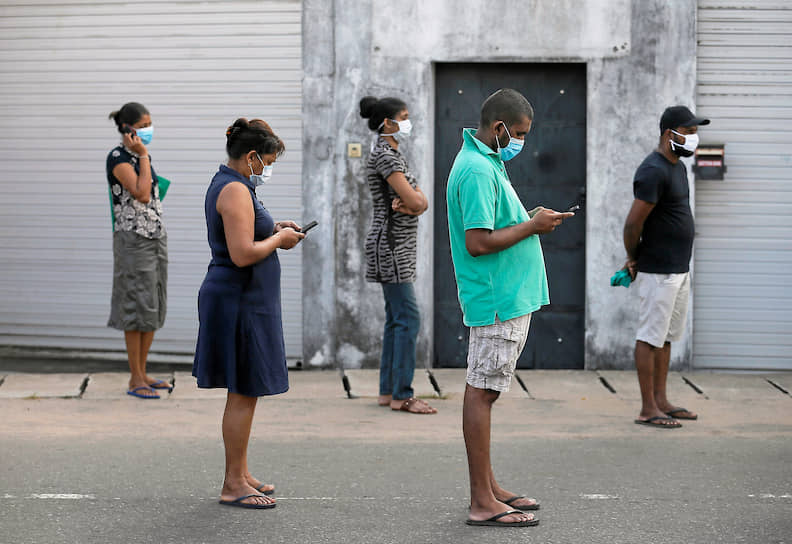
left=1, top=370, right=790, bottom=544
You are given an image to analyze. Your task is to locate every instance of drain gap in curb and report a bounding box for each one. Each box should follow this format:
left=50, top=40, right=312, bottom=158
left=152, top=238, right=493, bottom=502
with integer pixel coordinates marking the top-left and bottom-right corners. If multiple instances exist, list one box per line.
left=766, top=379, right=790, bottom=396
left=682, top=376, right=706, bottom=396
left=598, top=376, right=616, bottom=394
left=77, top=375, right=90, bottom=398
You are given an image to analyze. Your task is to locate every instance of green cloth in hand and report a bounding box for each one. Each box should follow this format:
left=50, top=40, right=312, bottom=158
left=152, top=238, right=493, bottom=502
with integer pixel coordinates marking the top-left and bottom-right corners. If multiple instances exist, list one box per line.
left=610, top=268, right=632, bottom=288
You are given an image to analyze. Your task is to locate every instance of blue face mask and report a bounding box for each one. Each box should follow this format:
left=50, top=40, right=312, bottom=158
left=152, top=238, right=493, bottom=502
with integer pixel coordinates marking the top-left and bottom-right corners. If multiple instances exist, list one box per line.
left=495, top=122, right=524, bottom=161
left=248, top=153, right=273, bottom=186
left=135, top=126, right=154, bottom=145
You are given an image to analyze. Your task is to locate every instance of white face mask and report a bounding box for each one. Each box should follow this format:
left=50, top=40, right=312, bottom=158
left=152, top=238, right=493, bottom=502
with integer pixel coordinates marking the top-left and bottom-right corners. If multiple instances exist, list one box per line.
left=248, top=153, right=273, bottom=186
left=379, top=118, right=413, bottom=140
left=670, top=130, right=699, bottom=157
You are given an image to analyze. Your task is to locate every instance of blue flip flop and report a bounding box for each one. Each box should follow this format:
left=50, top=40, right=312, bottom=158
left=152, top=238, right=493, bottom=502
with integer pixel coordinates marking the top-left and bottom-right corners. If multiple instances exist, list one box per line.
left=255, top=484, right=275, bottom=496
left=219, top=494, right=276, bottom=509
left=127, top=386, right=160, bottom=399
left=149, top=379, right=173, bottom=391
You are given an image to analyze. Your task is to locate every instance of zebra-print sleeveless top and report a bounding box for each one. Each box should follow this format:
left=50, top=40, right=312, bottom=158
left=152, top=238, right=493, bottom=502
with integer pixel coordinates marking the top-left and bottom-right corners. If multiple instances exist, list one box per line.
left=364, top=138, right=419, bottom=283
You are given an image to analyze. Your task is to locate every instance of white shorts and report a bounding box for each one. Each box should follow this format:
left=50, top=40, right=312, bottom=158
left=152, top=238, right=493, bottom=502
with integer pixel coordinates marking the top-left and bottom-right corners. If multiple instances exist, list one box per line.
left=466, top=314, right=531, bottom=392
left=636, top=272, right=690, bottom=348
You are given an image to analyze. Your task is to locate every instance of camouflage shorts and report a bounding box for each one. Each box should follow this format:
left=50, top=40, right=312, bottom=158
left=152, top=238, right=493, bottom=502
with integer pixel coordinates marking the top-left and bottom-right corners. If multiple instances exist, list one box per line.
left=466, top=314, right=531, bottom=392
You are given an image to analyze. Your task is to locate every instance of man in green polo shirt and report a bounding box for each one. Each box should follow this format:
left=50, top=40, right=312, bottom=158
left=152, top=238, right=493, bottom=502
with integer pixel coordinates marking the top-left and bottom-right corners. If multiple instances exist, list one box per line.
left=446, top=88, right=573, bottom=527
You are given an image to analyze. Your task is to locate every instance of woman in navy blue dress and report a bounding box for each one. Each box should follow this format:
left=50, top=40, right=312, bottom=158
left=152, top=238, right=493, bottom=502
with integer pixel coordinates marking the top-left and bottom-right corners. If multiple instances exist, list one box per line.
left=193, top=118, right=304, bottom=509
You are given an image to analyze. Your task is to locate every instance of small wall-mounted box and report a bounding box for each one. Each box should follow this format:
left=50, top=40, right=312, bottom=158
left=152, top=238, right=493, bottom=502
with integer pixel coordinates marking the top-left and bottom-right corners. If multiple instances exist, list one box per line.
left=347, top=143, right=362, bottom=158
left=693, top=144, right=726, bottom=180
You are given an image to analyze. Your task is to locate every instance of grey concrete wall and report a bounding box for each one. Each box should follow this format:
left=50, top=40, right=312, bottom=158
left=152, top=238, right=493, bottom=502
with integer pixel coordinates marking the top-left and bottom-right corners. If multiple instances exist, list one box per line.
left=303, top=0, right=698, bottom=371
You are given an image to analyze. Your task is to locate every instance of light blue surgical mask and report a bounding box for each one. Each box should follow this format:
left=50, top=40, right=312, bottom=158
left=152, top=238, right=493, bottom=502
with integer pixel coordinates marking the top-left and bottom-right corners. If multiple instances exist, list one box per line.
left=495, top=122, right=524, bottom=161
left=248, top=153, right=273, bottom=186
left=135, top=126, right=153, bottom=146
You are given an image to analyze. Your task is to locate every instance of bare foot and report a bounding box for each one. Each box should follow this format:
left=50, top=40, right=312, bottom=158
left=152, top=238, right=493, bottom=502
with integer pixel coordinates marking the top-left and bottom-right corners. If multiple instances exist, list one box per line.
left=378, top=394, right=392, bottom=406
left=127, top=379, right=159, bottom=398
left=390, top=397, right=437, bottom=414
left=221, top=479, right=275, bottom=507
left=246, top=474, right=275, bottom=495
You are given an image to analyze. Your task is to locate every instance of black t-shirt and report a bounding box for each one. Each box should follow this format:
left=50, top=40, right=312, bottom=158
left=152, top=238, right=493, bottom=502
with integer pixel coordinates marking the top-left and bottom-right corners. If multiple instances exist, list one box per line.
left=633, top=151, right=695, bottom=273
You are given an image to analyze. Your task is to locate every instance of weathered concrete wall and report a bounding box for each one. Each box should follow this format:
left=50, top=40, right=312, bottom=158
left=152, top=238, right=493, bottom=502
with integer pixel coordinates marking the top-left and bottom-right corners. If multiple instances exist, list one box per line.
left=585, top=1, right=698, bottom=370
left=303, top=0, right=698, bottom=371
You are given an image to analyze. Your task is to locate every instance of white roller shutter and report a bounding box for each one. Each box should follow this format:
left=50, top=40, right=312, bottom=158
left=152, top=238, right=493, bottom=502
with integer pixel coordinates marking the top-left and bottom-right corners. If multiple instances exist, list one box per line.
left=695, top=0, right=792, bottom=370
left=0, top=1, right=304, bottom=358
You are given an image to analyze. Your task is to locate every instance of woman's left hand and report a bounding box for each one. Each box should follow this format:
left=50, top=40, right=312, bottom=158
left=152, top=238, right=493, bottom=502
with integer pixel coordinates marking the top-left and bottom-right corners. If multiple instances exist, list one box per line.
left=275, top=220, right=301, bottom=233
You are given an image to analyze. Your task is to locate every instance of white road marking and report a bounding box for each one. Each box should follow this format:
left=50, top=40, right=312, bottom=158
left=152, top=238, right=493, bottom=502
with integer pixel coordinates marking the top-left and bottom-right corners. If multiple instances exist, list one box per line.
left=29, top=493, right=95, bottom=500
left=580, top=493, right=619, bottom=500
left=748, top=493, right=792, bottom=499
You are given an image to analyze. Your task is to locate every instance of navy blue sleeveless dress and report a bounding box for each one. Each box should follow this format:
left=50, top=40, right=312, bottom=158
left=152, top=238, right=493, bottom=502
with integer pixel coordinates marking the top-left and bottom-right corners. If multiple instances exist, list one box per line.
left=192, top=164, right=288, bottom=397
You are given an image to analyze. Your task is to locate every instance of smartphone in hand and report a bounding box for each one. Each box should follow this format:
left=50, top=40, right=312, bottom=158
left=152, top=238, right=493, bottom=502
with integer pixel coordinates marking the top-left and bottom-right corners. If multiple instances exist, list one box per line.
left=301, top=220, right=318, bottom=234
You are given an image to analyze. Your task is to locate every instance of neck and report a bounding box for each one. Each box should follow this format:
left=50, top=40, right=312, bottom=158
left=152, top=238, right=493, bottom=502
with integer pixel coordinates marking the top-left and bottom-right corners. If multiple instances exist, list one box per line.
left=226, top=158, right=250, bottom=178
left=382, top=133, right=398, bottom=150
left=474, top=128, right=498, bottom=152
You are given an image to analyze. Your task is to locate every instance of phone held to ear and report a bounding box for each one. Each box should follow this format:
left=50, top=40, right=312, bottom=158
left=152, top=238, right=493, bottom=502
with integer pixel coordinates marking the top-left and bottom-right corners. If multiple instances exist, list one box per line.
left=121, top=124, right=136, bottom=136
left=301, top=220, right=318, bottom=234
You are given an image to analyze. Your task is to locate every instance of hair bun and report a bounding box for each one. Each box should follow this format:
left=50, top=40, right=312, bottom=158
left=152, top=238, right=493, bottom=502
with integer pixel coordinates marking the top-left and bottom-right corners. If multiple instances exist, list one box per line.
left=226, top=118, right=249, bottom=139
left=359, top=96, right=378, bottom=119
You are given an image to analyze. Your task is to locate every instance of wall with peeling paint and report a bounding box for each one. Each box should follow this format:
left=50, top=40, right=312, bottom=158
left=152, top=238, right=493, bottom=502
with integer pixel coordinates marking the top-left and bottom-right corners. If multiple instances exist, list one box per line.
left=302, top=0, right=698, bottom=371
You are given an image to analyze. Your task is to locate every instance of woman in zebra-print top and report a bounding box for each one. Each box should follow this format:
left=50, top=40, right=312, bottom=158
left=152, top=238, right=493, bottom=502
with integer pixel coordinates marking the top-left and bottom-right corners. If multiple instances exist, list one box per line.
left=359, top=95, right=436, bottom=415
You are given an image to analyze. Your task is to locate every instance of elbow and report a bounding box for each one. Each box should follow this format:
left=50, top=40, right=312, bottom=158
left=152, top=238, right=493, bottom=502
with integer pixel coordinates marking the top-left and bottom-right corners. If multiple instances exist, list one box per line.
left=229, top=252, right=253, bottom=268
left=465, top=242, right=484, bottom=258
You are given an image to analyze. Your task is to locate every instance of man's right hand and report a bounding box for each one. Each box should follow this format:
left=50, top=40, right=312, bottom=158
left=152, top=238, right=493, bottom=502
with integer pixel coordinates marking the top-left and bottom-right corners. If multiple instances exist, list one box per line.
left=529, top=207, right=575, bottom=234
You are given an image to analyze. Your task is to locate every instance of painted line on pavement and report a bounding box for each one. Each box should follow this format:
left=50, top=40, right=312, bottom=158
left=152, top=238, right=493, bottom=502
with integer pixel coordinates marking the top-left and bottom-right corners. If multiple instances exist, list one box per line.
left=580, top=493, right=619, bottom=500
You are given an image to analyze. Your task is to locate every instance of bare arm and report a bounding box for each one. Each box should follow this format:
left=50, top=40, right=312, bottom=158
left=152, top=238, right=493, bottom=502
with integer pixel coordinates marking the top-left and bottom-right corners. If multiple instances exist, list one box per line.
left=623, top=198, right=655, bottom=277
left=112, top=132, right=153, bottom=203
left=386, top=172, right=428, bottom=215
left=217, top=182, right=304, bottom=268
left=465, top=208, right=574, bottom=257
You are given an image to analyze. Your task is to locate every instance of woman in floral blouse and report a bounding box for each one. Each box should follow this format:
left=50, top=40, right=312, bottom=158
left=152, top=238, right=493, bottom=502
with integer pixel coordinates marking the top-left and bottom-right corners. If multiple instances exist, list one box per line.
left=106, top=102, right=170, bottom=399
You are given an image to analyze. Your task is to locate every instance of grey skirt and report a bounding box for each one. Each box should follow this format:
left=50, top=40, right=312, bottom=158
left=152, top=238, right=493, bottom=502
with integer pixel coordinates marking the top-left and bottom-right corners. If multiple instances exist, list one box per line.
left=108, top=231, right=168, bottom=332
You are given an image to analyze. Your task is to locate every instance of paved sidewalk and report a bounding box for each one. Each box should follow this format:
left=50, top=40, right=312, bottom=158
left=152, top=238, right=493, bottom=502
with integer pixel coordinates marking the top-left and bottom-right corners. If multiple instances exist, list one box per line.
left=1, top=369, right=790, bottom=544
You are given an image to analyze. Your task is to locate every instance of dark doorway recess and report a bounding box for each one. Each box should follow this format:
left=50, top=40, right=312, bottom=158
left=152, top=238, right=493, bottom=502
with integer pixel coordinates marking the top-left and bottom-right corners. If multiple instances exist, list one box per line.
left=433, top=62, right=586, bottom=369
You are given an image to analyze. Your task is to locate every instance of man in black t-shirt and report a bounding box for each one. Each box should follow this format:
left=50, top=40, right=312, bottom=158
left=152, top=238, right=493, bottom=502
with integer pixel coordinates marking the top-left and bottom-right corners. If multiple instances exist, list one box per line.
left=623, top=106, right=709, bottom=428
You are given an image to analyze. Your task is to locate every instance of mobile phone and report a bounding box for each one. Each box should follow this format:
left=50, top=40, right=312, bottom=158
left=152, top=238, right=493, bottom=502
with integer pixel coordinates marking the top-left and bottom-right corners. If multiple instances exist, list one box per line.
left=121, top=124, right=136, bottom=136
left=301, top=220, right=318, bottom=234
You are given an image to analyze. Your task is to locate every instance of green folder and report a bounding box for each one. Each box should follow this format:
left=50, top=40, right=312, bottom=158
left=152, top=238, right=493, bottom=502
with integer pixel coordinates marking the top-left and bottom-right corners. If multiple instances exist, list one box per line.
left=108, top=175, right=171, bottom=229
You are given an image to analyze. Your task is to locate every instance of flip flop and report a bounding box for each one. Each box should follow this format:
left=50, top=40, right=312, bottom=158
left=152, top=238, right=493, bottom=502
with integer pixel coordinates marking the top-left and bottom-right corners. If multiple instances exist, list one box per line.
left=466, top=510, right=539, bottom=527
left=219, top=494, right=276, bottom=509
left=634, top=416, right=681, bottom=428
left=126, top=386, right=160, bottom=399
left=503, top=496, right=540, bottom=510
left=255, top=484, right=275, bottom=496
left=665, top=408, right=698, bottom=420
left=149, top=379, right=173, bottom=391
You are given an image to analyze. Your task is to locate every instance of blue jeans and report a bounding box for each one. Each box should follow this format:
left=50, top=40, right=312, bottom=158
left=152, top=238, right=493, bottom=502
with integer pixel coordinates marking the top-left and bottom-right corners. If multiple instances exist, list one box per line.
left=379, top=282, right=419, bottom=400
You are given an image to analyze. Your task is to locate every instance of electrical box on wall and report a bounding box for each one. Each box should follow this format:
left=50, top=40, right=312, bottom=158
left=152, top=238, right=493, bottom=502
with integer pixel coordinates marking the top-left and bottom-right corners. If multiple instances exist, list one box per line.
left=693, top=144, right=726, bottom=180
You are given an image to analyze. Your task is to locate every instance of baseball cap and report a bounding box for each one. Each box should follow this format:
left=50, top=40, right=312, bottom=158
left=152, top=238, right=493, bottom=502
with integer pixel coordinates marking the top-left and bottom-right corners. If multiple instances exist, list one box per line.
left=660, top=106, right=710, bottom=133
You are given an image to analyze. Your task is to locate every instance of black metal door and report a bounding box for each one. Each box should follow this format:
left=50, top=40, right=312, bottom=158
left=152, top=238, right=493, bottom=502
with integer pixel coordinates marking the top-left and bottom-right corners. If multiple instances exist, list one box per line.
left=433, top=63, right=586, bottom=369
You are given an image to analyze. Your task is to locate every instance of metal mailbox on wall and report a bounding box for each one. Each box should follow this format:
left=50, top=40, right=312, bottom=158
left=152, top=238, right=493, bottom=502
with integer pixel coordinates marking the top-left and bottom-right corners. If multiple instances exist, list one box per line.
left=694, top=144, right=727, bottom=180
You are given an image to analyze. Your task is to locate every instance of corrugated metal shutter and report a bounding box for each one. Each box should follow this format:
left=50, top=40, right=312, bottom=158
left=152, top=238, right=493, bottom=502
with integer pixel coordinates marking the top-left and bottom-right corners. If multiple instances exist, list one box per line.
left=0, top=1, right=304, bottom=358
left=695, top=0, right=792, bottom=370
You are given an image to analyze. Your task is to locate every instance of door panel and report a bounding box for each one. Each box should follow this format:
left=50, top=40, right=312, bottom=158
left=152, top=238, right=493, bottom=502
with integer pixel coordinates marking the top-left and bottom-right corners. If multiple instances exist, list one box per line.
left=433, top=62, right=586, bottom=369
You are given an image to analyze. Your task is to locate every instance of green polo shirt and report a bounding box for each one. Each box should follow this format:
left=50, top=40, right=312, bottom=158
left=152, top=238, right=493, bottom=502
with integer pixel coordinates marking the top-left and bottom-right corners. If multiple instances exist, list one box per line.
left=446, top=128, right=549, bottom=327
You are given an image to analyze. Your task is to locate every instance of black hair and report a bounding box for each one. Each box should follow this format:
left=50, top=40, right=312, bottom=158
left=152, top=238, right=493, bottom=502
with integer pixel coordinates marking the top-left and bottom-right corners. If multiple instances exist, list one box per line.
left=108, top=102, right=149, bottom=132
left=225, top=118, right=285, bottom=159
left=359, top=96, right=408, bottom=132
left=479, top=89, right=534, bottom=128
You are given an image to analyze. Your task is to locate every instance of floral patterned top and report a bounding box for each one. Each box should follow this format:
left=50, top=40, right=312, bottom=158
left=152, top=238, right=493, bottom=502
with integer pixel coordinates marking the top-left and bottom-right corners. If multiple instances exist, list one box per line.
left=106, top=145, right=165, bottom=239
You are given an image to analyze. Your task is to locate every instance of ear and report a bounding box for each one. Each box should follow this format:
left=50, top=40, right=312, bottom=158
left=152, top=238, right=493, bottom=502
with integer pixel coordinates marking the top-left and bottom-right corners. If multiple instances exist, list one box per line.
left=245, top=150, right=256, bottom=163
left=491, top=120, right=506, bottom=135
